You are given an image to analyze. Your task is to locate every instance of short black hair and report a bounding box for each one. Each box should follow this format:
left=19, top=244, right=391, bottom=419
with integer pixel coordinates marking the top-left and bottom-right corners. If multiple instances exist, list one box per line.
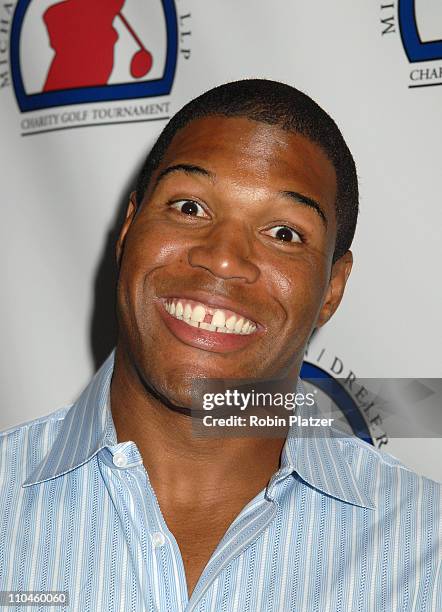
left=135, top=79, right=359, bottom=263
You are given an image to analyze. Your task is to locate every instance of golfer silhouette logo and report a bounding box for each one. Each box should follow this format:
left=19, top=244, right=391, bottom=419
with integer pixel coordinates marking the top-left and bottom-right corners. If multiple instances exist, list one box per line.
left=10, top=0, right=178, bottom=111
left=43, top=0, right=153, bottom=91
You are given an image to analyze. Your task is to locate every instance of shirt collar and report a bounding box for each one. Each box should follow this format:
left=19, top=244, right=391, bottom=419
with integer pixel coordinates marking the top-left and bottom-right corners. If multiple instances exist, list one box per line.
left=275, top=378, right=375, bottom=509
left=23, top=351, right=117, bottom=487
left=23, top=353, right=374, bottom=508
left=279, top=425, right=375, bottom=509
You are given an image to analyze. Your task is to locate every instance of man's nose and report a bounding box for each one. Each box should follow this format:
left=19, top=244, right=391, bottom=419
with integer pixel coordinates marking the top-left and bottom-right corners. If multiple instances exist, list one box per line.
left=187, top=222, right=260, bottom=283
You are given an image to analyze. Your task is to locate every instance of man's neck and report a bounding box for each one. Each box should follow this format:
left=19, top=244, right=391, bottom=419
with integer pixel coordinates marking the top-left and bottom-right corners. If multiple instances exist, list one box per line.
left=109, top=345, right=289, bottom=506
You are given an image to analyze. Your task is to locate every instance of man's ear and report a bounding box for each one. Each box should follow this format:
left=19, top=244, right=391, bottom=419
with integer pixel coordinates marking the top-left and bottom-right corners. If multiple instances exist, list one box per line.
left=316, top=250, right=353, bottom=328
left=116, top=192, right=138, bottom=267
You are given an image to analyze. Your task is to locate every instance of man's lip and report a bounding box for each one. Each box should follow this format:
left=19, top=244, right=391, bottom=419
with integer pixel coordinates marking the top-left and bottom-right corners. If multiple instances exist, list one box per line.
left=156, top=290, right=266, bottom=330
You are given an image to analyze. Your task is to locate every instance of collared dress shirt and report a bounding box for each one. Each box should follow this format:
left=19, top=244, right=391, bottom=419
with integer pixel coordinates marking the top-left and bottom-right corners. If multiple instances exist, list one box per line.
left=0, top=351, right=441, bottom=611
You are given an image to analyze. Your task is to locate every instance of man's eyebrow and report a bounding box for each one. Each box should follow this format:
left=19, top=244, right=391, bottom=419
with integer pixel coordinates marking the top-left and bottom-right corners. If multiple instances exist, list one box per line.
left=280, top=190, right=328, bottom=228
left=153, top=163, right=215, bottom=190
left=151, top=166, right=327, bottom=227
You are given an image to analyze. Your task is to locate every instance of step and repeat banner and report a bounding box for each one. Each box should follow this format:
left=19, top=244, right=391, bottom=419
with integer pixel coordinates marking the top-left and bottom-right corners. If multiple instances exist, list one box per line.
left=1, top=1, right=441, bottom=480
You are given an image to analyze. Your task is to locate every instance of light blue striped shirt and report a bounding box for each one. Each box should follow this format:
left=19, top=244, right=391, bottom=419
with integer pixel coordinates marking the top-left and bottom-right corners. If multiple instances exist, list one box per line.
left=1, top=351, right=441, bottom=611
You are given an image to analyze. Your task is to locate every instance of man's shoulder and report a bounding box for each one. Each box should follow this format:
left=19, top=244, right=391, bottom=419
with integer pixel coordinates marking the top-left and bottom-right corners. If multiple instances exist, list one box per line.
left=0, top=405, right=70, bottom=439
left=0, top=406, right=71, bottom=479
left=336, top=431, right=442, bottom=498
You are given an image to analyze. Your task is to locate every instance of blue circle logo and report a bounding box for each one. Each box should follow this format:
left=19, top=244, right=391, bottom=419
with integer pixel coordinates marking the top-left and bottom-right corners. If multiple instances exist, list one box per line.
left=301, top=361, right=373, bottom=444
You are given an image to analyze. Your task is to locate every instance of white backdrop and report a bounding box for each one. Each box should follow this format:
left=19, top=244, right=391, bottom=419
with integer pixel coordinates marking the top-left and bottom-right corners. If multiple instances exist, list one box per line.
left=1, top=0, right=441, bottom=480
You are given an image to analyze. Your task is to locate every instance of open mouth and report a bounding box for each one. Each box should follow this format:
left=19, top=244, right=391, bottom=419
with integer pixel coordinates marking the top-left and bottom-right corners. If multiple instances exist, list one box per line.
left=162, top=298, right=258, bottom=335
left=157, top=295, right=262, bottom=353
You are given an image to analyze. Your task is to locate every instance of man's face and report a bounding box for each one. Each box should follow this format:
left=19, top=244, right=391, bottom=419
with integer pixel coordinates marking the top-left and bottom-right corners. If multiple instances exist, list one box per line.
left=116, top=116, right=351, bottom=406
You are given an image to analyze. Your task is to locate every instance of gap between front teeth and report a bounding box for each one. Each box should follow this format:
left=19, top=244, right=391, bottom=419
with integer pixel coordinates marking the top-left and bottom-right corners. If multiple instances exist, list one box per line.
left=164, top=299, right=257, bottom=335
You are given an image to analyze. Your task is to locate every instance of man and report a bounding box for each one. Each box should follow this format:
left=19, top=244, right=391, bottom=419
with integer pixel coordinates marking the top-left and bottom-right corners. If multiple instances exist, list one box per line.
left=1, top=80, right=440, bottom=611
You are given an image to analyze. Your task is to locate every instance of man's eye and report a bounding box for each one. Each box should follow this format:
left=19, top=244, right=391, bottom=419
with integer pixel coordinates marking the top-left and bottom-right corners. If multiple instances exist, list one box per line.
left=265, top=225, right=302, bottom=243
left=170, top=200, right=208, bottom=217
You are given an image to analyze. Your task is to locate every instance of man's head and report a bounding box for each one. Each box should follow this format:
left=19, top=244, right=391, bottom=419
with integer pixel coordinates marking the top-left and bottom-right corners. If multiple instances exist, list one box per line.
left=115, top=79, right=358, bottom=407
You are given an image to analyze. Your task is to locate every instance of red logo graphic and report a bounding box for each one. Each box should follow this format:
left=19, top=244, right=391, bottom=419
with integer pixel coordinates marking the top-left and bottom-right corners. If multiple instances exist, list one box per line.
left=43, top=0, right=153, bottom=91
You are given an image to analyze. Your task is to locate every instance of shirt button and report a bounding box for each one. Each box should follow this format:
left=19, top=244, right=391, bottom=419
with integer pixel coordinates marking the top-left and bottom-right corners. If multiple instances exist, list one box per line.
left=151, top=531, right=165, bottom=548
left=113, top=452, right=128, bottom=468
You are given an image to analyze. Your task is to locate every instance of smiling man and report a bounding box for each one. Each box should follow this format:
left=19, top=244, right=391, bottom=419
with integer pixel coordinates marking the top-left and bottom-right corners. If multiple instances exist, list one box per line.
left=1, top=80, right=441, bottom=611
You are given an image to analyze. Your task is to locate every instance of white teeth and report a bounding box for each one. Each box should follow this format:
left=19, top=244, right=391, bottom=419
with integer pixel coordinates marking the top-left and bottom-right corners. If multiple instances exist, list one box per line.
left=164, top=299, right=257, bottom=335
left=225, top=315, right=236, bottom=330
left=212, top=310, right=226, bottom=328
left=191, top=305, right=205, bottom=323
left=184, top=304, right=192, bottom=320
left=234, top=318, right=244, bottom=333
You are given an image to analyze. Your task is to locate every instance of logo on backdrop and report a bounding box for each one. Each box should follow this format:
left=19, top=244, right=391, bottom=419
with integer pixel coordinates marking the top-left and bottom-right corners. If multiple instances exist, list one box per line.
left=380, top=1, right=442, bottom=87
left=0, top=0, right=192, bottom=133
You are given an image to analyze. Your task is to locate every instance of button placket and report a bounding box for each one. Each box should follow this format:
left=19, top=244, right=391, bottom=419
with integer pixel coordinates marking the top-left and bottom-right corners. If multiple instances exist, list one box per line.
left=139, top=467, right=188, bottom=611
left=107, top=444, right=188, bottom=610
left=98, top=447, right=160, bottom=612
